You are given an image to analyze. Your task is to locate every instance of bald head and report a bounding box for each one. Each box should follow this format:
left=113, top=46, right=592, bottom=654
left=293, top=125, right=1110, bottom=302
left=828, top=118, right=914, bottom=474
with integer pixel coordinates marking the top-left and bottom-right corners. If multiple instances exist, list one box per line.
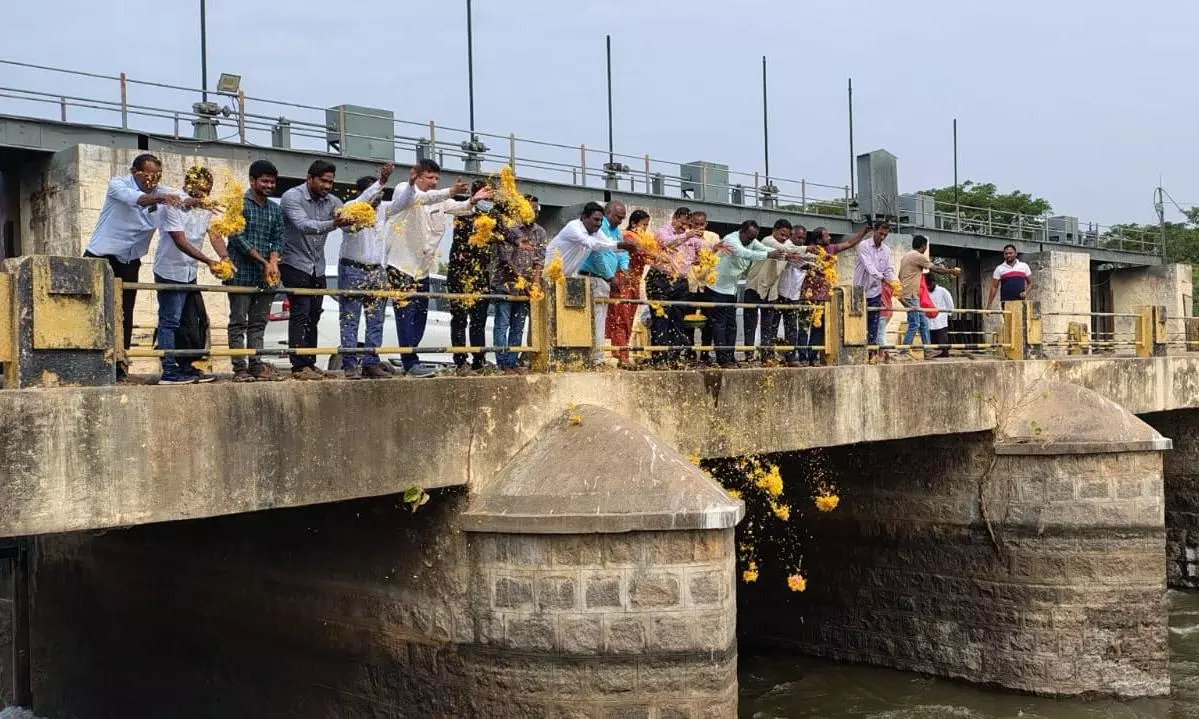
left=604, top=201, right=627, bottom=229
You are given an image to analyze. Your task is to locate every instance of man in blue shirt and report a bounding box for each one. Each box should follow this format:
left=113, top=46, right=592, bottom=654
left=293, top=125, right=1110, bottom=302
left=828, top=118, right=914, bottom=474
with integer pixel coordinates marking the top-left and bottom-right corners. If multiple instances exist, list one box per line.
left=577, top=201, right=628, bottom=364
left=84, top=153, right=193, bottom=380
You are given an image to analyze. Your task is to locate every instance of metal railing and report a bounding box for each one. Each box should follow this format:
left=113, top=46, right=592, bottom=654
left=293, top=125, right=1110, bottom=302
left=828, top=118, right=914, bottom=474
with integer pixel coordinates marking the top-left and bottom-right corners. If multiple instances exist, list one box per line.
left=0, top=58, right=1160, bottom=253
left=115, top=282, right=538, bottom=367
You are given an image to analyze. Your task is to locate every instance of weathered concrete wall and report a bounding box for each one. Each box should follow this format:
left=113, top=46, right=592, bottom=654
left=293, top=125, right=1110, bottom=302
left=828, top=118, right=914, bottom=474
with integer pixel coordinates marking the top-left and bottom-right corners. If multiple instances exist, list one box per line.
left=1142, top=409, right=1199, bottom=588
left=6, top=357, right=1199, bottom=538
left=18, top=148, right=82, bottom=257
left=1028, top=250, right=1091, bottom=344
left=1111, top=264, right=1194, bottom=342
left=23, top=492, right=736, bottom=718
left=740, top=432, right=1169, bottom=697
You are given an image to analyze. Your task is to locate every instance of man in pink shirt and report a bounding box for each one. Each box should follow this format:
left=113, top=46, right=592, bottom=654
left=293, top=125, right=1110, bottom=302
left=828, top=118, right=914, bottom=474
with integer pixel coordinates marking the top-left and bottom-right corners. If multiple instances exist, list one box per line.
left=645, top=206, right=703, bottom=366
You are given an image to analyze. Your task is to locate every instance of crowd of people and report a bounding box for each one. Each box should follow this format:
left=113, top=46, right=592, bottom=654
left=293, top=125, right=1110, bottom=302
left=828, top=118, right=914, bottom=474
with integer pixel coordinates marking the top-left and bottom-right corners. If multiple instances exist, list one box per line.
left=83, top=154, right=1035, bottom=383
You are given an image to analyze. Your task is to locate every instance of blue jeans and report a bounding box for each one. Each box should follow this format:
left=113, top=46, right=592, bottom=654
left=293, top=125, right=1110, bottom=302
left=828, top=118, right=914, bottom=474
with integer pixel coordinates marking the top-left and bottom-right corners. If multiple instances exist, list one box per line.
left=901, top=296, right=930, bottom=350
left=388, top=268, right=429, bottom=371
left=154, top=273, right=193, bottom=376
left=866, top=294, right=884, bottom=349
left=493, top=300, right=529, bottom=369
left=338, top=261, right=387, bottom=369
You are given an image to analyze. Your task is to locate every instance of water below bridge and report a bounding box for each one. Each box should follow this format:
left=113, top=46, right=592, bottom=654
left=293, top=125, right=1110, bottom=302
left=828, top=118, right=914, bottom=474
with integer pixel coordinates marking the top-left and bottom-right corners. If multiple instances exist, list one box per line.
left=739, top=590, right=1199, bottom=719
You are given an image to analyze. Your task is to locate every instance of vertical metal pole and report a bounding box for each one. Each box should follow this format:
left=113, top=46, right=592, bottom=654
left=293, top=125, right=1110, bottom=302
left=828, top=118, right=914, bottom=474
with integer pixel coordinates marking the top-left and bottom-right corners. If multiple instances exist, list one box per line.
left=429, top=120, right=437, bottom=150
left=1156, top=186, right=1169, bottom=262
left=508, top=133, right=516, bottom=169
left=762, top=56, right=770, bottom=185
left=606, top=35, right=614, bottom=167
left=848, top=78, right=855, bottom=197
left=754, top=171, right=760, bottom=207
left=953, top=118, right=959, bottom=221
left=12, top=541, right=31, bottom=708
left=200, top=0, right=209, bottom=102
left=59, top=96, right=66, bottom=122
left=580, top=144, right=587, bottom=187
left=644, top=154, right=650, bottom=190
left=237, top=91, right=246, bottom=143
left=338, top=106, right=347, bottom=155
left=801, top=179, right=807, bottom=211
left=466, top=0, right=475, bottom=141
left=119, top=72, right=128, bottom=129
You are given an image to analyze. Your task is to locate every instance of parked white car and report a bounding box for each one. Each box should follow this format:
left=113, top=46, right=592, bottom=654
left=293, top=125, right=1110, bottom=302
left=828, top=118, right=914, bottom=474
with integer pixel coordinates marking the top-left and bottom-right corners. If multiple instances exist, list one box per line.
left=262, top=270, right=497, bottom=371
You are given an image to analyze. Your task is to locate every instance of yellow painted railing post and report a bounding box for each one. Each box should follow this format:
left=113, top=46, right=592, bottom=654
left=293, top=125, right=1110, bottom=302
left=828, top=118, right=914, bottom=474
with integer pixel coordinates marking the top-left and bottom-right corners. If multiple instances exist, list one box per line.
left=823, top=296, right=841, bottom=366
left=1001, top=300, right=1025, bottom=360
left=1024, top=300, right=1042, bottom=359
left=528, top=285, right=550, bottom=372
left=1135, top=305, right=1165, bottom=358
left=837, top=285, right=867, bottom=365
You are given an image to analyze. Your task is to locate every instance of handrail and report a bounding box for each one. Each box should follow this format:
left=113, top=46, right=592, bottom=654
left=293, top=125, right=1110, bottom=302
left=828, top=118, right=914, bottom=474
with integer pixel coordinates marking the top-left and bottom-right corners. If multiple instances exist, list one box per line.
left=0, top=57, right=1159, bottom=253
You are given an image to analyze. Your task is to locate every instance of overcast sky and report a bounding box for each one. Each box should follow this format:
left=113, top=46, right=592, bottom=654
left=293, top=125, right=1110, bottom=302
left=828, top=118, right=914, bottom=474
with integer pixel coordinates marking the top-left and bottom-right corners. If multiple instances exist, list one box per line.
left=5, top=0, right=1199, bottom=227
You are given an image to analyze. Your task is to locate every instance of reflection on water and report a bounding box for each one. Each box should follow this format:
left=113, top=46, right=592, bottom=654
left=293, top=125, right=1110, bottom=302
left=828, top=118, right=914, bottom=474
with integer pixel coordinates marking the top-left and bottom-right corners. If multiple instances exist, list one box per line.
left=739, top=590, right=1199, bottom=719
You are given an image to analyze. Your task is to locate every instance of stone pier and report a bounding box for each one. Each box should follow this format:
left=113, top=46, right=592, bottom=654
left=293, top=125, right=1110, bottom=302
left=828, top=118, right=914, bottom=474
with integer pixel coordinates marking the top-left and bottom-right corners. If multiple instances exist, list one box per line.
left=1142, top=409, right=1199, bottom=589
left=740, top=380, right=1172, bottom=698
left=18, top=405, right=743, bottom=718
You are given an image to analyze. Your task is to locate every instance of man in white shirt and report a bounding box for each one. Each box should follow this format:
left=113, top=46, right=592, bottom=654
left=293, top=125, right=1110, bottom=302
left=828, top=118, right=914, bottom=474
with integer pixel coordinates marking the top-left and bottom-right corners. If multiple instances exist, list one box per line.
left=926, top=273, right=955, bottom=358
left=154, top=166, right=230, bottom=384
left=382, top=159, right=489, bottom=377
left=338, top=163, right=394, bottom=380
left=84, top=153, right=192, bottom=379
left=544, top=202, right=618, bottom=278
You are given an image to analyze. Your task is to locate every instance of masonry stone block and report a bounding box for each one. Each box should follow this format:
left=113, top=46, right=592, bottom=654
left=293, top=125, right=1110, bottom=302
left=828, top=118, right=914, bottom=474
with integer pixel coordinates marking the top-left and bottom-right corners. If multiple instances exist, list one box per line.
left=539, top=575, right=579, bottom=611
left=585, top=574, right=624, bottom=609
left=630, top=574, right=681, bottom=609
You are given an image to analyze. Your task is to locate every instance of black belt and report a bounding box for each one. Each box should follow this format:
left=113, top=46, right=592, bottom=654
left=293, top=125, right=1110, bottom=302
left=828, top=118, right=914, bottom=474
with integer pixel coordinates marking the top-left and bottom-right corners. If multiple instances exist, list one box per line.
left=578, top=270, right=613, bottom=281
left=339, top=258, right=382, bottom=271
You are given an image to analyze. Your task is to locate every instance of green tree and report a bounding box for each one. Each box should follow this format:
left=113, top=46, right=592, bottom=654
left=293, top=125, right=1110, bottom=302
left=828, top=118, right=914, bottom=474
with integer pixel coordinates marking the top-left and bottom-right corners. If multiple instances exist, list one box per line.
left=916, top=182, right=1053, bottom=235
left=780, top=198, right=850, bottom=217
left=1100, top=211, right=1197, bottom=312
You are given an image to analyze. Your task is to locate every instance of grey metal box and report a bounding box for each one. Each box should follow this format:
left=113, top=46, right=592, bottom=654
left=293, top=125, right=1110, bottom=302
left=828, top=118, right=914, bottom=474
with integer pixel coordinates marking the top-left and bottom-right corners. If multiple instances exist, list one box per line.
left=899, top=193, right=935, bottom=228
left=680, top=161, right=729, bottom=203
left=325, top=104, right=395, bottom=161
left=1047, top=215, right=1079, bottom=244
left=857, top=150, right=898, bottom=220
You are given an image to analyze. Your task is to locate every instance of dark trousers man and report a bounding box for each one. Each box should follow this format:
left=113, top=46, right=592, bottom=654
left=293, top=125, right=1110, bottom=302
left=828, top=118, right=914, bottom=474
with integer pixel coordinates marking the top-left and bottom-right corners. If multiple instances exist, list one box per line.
left=645, top=269, right=689, bottom=366
left=930, top=326, right=950, bottom=357
left=388, top=267, right=430, bottom=372
left=228, top=293, right=273, bottom=377
left=704, top=287, right=739, bottom=367
left=804, top=322, right=826, bottom=364
left=84, top=251, right=139, bottom=368
left=687, top=290, right=714, bottom=363
left=451, top=300, right=490, bottom=370
left=280, top=263, right=325, bottom=372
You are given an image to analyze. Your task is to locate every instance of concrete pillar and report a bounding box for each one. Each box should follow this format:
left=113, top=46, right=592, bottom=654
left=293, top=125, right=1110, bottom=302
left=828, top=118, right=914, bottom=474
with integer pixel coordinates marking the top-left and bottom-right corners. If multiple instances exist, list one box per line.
left=1110, top=264, right=1194, bottom=343
left=1141, top=409, right=1199, bottom=588
left=18, top=404, right=744, bottom=717
left=460, top=404, right=744, bottom=716
left=743, top=380, right=1170, bottom=698
left=1, top=255, right=116, bottom=387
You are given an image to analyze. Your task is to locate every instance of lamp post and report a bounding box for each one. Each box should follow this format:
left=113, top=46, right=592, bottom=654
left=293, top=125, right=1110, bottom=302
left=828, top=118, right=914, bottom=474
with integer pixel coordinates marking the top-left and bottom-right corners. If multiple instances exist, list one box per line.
left=760, top=56, right=778, bottom=208
left=460, top=0, right=488, bottom=172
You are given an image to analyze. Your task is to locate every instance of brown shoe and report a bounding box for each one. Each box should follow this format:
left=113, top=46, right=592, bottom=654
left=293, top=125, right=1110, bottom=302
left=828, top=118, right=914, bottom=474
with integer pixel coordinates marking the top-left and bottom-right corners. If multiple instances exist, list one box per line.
left=291, top=366, right=324, bottom=381
left=362, top=364, right=391, bottom=379
left=250, top=364, right=282, bottom=381
left=233, top=369, right=255, bottom=383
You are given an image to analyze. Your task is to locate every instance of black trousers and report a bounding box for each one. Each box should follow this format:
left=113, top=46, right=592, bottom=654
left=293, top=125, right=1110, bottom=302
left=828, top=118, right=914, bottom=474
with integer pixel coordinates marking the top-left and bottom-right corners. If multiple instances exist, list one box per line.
left=645, top=269, right=689, bottom=365
left=85, top=250, right=140, bottom=353
left=931, top=327, right=950, bottom=355
left=451, top=299, right=490, bottom=368
left=705, top=288, right=739, bottom=366
left=280, top=264, right=325, bottom=370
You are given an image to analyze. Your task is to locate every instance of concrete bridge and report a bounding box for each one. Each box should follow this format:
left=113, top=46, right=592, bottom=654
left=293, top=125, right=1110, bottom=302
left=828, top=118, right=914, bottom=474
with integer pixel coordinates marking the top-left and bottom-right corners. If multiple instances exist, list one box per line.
left=0, top=79, right=1196, bottom=715
left=3, top=347, right=1199, bottom=715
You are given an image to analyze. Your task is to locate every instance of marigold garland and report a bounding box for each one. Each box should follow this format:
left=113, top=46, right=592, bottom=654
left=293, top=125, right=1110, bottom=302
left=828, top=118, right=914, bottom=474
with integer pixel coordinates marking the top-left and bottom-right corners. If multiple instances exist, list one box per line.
left=469, top=214, right=498, bottom=248
left=339, top=202, right=377, bottom=233
left=787, top=574, right=807, bottom=592
left=208, top=177, right=246, bottom=237
left=210, top=257, right=235, bottom=280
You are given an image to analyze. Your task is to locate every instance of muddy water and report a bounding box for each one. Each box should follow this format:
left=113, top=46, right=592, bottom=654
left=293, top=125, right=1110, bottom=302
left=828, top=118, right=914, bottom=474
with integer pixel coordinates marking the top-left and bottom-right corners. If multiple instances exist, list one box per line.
left=739, top=590, right=1199, bottom=719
